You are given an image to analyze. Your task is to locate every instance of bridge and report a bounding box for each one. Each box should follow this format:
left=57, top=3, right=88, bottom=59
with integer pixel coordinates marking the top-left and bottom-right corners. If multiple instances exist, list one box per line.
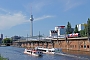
left=12, top=37, right=90, bottom=52
left=14, top=37, right=89, bottom=42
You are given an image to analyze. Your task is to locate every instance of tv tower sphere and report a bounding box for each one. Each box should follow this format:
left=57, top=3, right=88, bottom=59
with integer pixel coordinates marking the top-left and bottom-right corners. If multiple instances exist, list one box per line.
left=30, top=15, right=34, bottom=21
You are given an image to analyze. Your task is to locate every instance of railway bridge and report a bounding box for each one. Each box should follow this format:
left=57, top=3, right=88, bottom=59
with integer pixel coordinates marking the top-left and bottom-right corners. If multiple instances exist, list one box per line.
left=13, top=37, right=90, bottom=51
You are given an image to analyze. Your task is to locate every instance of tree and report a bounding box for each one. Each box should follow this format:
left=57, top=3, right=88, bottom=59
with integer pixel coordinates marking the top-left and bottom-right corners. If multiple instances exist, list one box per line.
left=2, top=38, right=12, bottom=46
left=74, top=25, right=79, bottom=33
left=80, top=18, right=90, bottom=37
left=87, top=18, right=90, bottom=37
left=80, top=30, right=85, bottom=37
left=66, top=22, right=73, bottom=34
left=83, top=23, right=88, bottom=36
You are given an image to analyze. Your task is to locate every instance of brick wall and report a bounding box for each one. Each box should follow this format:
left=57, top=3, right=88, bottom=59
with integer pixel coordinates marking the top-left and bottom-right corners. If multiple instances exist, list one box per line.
left=14, top=38, right=90, bottom=52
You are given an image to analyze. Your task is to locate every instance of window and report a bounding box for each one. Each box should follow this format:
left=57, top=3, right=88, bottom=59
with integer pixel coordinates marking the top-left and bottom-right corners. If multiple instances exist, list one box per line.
left=75, top=45, right=76, bottom=48
left=84, top=45, right=86, bottom=48
left=52, top=51, right=55, bottom=52
left=87, top=45, right=89, bottom=48
left=37, top=49, right=46, bottom=52
left=81, top=45, right=83, bottom=48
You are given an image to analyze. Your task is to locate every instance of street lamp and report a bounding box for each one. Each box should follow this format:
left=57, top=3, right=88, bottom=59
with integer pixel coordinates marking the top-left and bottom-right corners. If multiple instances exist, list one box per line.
left=39, top=31, right=40, bottom=41
left=27, top=34, right=28, bottom=41
left=57, top=31, right=58, bottom=43
left=65, top=28, right=68, bottom=42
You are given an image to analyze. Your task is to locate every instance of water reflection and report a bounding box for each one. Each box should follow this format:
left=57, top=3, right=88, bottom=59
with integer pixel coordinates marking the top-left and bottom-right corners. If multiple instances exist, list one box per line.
left=0, top=46, right=90, bottom=60
left=62, top=49, right=90, bottom=56
left=62, top=49, right=90, bottom=60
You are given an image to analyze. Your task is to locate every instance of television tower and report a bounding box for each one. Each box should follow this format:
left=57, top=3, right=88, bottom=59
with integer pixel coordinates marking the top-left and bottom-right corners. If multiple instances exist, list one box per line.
left=30, top=6, right=34, bottom=37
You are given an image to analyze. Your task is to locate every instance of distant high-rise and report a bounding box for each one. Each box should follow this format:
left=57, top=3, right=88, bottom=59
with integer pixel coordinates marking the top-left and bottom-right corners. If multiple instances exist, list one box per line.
left=1, top=34, right=3, bottom=40
left=55, top=26, right=66, bottom=36
left=77, top=23, right=85, bottom=31
left=30, top=15, right=34, bottom=37
left=50, top=30, right=58, bottom=37
left=0, top=34, right=3, bottom=44
left=50, top=26, right=66, bottom=37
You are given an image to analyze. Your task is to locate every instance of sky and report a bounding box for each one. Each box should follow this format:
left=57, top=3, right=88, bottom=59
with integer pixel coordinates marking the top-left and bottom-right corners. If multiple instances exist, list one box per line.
left=0, top=0, right=90, bottom=38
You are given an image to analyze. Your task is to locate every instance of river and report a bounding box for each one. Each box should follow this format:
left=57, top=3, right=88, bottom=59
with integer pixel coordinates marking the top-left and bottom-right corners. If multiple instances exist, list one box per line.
left=0, top=46, right=90, bottom=60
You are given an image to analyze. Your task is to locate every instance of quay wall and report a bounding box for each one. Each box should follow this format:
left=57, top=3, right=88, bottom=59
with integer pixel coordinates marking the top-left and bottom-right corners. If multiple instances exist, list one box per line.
left=13, top=37, right=90, bottom=52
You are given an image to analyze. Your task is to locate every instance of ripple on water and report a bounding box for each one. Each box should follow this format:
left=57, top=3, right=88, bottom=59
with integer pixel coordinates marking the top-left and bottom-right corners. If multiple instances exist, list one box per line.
left=0, top=46, right=90, bottom=60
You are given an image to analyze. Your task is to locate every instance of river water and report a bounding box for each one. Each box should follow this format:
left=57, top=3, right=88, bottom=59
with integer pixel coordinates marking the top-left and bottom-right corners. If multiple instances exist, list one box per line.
left=0, top=46, right=90, bottom=60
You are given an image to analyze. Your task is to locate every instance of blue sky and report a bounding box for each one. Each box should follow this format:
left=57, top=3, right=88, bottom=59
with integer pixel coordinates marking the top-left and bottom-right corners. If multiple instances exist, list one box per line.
left=0, top=0, right=90, bottom=38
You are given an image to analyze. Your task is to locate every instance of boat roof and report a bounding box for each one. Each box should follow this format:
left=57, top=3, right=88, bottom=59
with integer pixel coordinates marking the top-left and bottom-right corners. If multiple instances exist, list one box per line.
left=36, top=47, right=56, bottom=51
left=35, top=47, right=62, bottom=51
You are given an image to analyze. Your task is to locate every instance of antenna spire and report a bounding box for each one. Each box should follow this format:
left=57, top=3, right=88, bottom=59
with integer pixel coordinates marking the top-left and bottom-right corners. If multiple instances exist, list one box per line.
left=30, top=5, right=32, bottom=15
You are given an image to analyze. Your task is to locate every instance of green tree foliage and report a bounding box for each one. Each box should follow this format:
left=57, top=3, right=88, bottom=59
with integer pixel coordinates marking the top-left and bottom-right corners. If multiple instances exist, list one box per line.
left=83, top=23, right=88, bottom=36
left=74, top=25, right=79, bottom=33
left=87, top=18, right=90, bottom=37
left=79, top=24, right=87, bottom=37
left=80, top=18, right=90, bottom=37
left=66, top=22, right=73, bottom=34
left=80, top=30, right=85, bottom=37
left=2, top=38, right=12, bottom=46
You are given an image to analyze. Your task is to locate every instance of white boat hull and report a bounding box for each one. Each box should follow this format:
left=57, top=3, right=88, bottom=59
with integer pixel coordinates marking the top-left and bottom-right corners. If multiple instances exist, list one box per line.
left=35, top=47, right=62, bottom=55
left=24, top=49, right=43, bottom=56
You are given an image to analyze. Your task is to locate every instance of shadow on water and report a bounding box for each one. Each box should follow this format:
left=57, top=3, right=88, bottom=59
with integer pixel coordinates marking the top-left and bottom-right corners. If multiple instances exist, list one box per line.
left=62, top=49, right=90, bottom=56
left=61, top=49, right=90, bottom=60
left=56, top=53, right=89, bottom=60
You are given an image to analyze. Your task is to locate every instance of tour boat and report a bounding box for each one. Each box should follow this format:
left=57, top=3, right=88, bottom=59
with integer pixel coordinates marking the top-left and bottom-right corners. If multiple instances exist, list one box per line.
left=24, top=49, right=43, bottom=56
left=35, top=47, right=62, bottom=54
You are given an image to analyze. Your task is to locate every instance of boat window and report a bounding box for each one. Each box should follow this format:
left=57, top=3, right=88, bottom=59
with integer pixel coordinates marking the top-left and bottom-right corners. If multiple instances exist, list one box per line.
left=40, top=52, right=42, bottom=54
left=37, top=49, right=46, bottom=52
left=48, top=50, right=51, bottom=52
left=52, top=51, right=55, bottom=52
left=34, top=52, right=36, bottom=54
left=27, top=51, right=31, bottom=52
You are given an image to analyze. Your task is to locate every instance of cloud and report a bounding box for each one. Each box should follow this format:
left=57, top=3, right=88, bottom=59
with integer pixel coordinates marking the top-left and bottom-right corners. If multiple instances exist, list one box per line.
left=61, top=0, right=84, bottom=11
left=34, top=15, right=55, bottom=21
left=0, top=8, right=54, bottom=30
left=31, top=1, right=46, bottom=12
left=0, top=8, right=8, bottom=12
left=25, top=0, right=50, bottom=13
left=0, top=12, right=28, bottom=30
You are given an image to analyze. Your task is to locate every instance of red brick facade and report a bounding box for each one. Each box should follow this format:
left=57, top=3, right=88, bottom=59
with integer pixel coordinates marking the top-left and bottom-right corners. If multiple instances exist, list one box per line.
left=13, top=37, right=90, bottom=52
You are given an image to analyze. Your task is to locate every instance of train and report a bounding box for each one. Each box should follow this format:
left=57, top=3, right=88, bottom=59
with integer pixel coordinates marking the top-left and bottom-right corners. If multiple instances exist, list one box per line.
left=67, top=33, right=81, bottom=38
left=48, top=33, right=81, bottom=39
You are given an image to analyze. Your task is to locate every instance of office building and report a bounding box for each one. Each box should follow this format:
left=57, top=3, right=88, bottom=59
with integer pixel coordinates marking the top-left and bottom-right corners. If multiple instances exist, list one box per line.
left=77, top=23, right=85, bottom=31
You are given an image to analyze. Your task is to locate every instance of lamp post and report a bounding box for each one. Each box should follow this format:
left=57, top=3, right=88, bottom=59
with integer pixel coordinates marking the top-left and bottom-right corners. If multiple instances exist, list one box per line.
left=39, top=31, right=40, bottom=41
left=65, top=28, right=68, bottom=43
left=38, top=31, right=40, bottom=46
left=27, top=34, right=28, bottom=41
left=57, top=32, right=58, bottom=43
